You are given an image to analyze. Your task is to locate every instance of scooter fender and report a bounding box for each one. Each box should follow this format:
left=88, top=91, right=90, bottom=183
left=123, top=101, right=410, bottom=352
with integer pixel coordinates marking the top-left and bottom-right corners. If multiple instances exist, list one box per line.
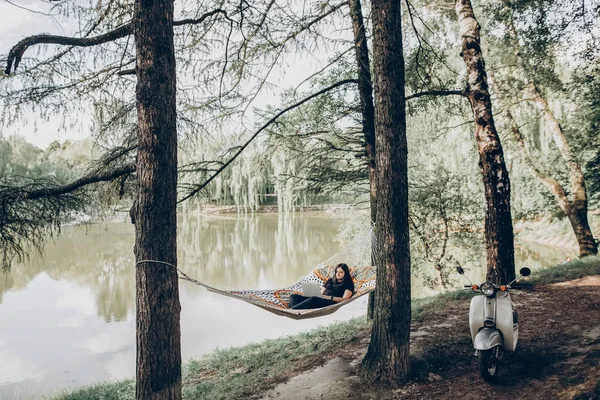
left=473, top=328, right=503, bottom=351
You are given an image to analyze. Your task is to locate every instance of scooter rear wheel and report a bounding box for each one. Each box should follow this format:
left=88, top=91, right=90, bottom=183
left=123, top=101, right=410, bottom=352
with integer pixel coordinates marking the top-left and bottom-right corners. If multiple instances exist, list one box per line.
left=478, top=347, right=499, bottom=383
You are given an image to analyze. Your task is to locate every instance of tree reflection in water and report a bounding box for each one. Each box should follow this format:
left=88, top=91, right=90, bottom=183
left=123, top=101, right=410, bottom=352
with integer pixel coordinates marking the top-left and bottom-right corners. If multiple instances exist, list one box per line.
left=1, top=213, right=346, bottom=320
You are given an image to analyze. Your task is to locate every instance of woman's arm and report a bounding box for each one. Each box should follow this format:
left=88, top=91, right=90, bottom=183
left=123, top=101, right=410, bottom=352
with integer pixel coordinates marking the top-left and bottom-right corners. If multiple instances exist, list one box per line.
left=329, top=289, right=353, bottom=303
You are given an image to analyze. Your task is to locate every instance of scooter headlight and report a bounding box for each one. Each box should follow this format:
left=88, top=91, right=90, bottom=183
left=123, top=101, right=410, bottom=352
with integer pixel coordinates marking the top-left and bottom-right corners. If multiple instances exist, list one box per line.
left=480, top=282, right=495, bottom=297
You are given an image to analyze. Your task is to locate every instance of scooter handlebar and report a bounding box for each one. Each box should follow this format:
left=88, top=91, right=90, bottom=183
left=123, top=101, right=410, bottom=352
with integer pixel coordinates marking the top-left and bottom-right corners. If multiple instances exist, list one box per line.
left=464, top=285, right=472, bottom=288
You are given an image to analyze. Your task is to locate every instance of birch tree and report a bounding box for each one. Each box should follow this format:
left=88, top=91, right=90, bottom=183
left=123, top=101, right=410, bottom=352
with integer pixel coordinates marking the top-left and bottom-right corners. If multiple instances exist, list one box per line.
left=455, top=0, right=515, bottom=283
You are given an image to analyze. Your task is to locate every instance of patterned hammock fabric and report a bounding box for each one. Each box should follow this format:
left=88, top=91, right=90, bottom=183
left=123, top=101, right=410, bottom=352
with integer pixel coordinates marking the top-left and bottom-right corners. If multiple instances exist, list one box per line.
left=177, top=228, right=377, bottom=320
left=179, top=264, right=376, bottom=320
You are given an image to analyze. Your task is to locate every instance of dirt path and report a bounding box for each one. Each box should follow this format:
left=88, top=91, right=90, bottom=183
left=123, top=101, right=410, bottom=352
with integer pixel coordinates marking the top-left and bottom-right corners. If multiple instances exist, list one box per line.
left=261, top=276, right=600, bottom=400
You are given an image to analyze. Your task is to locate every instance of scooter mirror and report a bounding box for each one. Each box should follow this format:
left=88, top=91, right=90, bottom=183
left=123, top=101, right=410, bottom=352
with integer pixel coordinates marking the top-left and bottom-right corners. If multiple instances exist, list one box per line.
left=456, top=266, right=464, bottom=275
left=519, top=267, right=531, bottom=277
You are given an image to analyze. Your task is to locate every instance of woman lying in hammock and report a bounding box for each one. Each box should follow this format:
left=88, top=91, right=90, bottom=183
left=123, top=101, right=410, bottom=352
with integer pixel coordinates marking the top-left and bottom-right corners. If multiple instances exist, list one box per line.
left=288, top=263, right=355, bottom=310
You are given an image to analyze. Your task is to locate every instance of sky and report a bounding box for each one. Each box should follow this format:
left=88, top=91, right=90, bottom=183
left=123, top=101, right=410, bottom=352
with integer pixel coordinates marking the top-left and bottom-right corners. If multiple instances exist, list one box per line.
left=0, top=0, right=92, bottom=149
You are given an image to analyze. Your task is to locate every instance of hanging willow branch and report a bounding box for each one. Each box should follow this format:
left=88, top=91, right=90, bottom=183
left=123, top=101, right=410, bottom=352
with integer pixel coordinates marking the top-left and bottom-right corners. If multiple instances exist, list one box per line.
left=178, top=78, right=359, bottom=203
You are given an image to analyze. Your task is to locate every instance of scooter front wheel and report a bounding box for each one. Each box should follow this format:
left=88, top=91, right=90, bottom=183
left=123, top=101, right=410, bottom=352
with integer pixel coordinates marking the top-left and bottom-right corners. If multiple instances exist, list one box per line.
left=477, top=347, right=499, bottom=383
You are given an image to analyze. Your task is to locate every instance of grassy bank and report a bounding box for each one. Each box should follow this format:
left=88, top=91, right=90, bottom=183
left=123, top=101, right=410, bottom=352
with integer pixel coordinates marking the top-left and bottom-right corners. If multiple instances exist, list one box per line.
left=48, top=318, right=371, bottom=400
left=48, top=256, right=600, bottom=400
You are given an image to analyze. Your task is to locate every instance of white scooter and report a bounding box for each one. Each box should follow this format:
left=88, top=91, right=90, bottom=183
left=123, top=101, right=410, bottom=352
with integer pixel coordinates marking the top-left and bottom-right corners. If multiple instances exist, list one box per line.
left=457, top=265, right=531, bottom=383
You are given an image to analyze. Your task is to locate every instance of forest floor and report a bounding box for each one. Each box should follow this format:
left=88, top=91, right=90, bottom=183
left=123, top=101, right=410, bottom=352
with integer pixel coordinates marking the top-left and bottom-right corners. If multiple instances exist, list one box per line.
left=259, top=276, right=600, bottom=400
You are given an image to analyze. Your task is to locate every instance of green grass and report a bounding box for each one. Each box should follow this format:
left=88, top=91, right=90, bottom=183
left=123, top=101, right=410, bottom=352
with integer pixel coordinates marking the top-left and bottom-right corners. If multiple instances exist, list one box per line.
left=48, top=257, right=600, bottom=400
left=412, top=255, right=600, bottom=320
left=181, top=317, right=369, bottom=399
left=523, top=255, right=600, bottom=285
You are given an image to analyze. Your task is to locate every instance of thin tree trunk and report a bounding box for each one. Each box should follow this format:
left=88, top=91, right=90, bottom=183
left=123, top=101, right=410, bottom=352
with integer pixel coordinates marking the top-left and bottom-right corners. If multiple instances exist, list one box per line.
left=132, top=0, right=182, bottom=398
left=456, top=0, right=515, bottom=284
left=360, top=0, right=411, bottom=386
left=348, top=0, right=377, bottom=320
left=502, top=13, right=597, bottom=256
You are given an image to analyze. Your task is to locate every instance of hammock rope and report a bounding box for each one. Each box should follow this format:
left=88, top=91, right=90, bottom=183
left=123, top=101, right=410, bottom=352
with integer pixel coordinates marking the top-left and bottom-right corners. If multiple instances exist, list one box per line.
left=137, top=228, right=377, bottom=320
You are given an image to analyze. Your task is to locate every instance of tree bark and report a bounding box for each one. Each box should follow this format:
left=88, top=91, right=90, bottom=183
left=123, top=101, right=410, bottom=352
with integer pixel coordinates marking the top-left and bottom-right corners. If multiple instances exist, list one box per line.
left=348, top=0, right=377, bottom=320
left=456, top=0, right=516, bottom=284
left=502, top=13, right=598, bottom=256
left=360, top=0, right=411, bottom=386
left=132, top=0, right=182, bottom=398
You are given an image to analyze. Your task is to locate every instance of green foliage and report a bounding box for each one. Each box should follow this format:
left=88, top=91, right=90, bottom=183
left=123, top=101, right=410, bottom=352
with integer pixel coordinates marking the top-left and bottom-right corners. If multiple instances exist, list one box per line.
left=264, top=90, right=366, bottom=202
left=0, top=174, right=89, bottom=270
left=573, top=61, right=600, bottom=206
left=0, top=137, right=95, bottom=269
left=0, top=137, right=92, bottom=183
left=403, top=0, right=463, bottom=97
left=409, top=165, right=483, bottom=289
left=479, top=0, right=600, bottom=214
left=2, top=0, right=597, bottom=284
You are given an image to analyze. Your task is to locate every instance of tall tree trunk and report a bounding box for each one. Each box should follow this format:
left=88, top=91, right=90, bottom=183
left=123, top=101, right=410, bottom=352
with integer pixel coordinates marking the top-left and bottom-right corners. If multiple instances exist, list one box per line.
left=132, top=0, right=182, bottom=398
left=348, top=0, right=377, bottom=320
left=502, top=12, right=597, bottom=256
left=360, top=0, right=411, bottom=386
left=456, top=0, right=515, bottom=284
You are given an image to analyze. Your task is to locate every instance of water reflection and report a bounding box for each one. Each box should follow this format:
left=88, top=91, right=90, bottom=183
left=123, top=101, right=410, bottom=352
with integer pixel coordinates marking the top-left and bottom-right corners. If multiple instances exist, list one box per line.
left=0, top=213, right=353, bottom=397
left=177, top=214, right=345, bottom=290
left=0, top=221, right=135, bottom=323
left=0, top=213, right=577, bottom=397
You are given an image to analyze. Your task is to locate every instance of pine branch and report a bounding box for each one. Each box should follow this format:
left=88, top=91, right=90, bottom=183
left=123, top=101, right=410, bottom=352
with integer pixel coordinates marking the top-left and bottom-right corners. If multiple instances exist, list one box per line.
left=11, top=164, right=136, bottom=201
left=5, top=24, right=132, bottom=74
left=406, top=89, right=466, bottom=100
left=5, top=9, right=230, bottom=74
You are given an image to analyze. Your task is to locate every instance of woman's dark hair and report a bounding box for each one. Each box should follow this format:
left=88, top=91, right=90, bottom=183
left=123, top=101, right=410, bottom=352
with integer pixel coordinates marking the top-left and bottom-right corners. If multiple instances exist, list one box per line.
left=333, top=263, right=354, bottom=291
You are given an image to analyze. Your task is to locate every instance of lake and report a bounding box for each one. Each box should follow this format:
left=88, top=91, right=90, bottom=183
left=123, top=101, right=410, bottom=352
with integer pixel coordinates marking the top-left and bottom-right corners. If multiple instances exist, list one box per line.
left=0, top=212, right=576, bottom=398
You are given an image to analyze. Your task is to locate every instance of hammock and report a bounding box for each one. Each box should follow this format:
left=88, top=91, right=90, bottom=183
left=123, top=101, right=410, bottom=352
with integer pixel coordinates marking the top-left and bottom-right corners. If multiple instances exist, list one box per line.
left=178, top=228, right=377, bottom=320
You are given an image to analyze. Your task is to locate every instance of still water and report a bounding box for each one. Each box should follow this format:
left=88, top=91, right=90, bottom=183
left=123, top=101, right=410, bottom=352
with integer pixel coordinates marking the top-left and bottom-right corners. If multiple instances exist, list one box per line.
left=0, top=213, right=576, bottom=398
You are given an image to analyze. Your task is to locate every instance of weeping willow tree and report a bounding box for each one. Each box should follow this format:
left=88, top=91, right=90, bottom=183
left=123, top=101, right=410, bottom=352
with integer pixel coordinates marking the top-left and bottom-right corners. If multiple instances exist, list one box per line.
left=482, top=0, right=599, bottom=257
left=179, top=136, right=272, bottom=212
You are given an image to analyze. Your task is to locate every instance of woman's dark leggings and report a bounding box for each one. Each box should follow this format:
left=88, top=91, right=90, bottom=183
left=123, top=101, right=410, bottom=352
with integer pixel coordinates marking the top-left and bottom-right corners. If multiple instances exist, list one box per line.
left=288, top=294, right=335, bottom=310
